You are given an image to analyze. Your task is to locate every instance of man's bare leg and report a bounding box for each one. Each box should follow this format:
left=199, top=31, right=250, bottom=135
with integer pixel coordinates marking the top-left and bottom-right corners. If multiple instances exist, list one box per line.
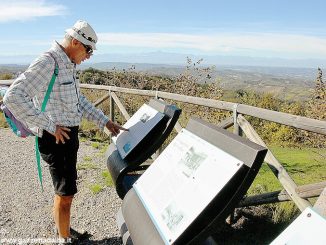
left=53, top=194, right=74, bottom=238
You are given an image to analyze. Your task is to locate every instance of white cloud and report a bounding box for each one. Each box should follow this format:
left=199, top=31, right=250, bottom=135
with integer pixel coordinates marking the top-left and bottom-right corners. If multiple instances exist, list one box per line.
left=98, top=32, right=326, bottom=58
left=0, top=0, right=67, bottom=22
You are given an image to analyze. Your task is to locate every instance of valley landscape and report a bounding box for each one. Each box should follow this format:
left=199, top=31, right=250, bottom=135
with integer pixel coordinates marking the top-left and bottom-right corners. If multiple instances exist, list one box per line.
left=0, top=61, right=318, bottom=101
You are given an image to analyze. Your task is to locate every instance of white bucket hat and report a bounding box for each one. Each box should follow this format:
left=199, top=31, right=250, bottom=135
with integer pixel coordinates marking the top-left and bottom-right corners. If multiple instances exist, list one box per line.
left=65, top=20, right=98, bottom=50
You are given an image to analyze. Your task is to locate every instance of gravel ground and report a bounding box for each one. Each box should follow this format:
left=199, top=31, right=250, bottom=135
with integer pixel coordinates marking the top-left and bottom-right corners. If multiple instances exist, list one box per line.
left=0, top=128, right=122, bottom=244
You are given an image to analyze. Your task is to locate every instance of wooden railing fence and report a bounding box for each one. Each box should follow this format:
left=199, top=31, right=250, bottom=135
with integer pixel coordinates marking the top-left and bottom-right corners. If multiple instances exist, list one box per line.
left=78, top=84, right=326, bottom=213
left=1, top=80, right=325, bottom=214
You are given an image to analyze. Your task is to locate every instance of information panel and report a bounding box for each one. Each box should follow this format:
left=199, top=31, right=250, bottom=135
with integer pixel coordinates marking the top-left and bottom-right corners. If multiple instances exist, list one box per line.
left=133, top=129, right=243, bottom=244
left=271, top=207, right=326, bottom=245
left=112, top=104, right=165, bottom=159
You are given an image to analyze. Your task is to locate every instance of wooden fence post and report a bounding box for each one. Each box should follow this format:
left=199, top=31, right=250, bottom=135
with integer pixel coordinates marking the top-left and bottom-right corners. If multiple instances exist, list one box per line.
left=314, top=187, right=326, bottom=217
left=106, top=90, right=115, bottom=139
left=110, top=90, right=115, bottom=122
left=233, top=104, right=242, bottom=136
left=111, top=92, right=131, bottom=121
left=237, top=114, right=312, bottom=211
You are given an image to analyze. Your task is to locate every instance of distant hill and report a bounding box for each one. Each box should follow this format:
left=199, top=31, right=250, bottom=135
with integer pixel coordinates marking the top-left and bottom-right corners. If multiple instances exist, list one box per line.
left=2, top=51, right=326, bottom=68
left=1, top=62, right=317, bottom=101
left=80, top=62, right=317, bottom=101
left=0, top=64, right=28, bottom=73
left=213, top=66, right=316, bottom=101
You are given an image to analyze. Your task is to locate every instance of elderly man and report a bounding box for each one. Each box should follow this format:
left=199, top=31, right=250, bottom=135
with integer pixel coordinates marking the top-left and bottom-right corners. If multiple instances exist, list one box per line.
left=3, top=20, right=127, bottom=242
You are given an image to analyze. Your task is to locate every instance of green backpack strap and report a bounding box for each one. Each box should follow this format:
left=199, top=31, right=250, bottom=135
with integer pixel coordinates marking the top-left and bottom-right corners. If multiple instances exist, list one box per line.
left=35, top=61, right=59, bottom=191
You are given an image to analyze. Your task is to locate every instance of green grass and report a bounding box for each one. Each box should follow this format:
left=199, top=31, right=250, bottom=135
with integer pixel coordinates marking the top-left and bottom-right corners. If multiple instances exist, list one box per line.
left=83, top=156, right=92, bottom=162
left=91, top=142, right=101, bottom=149
left=91, top=142, right=107, bottom=156
left=270, top=146, right=326, bottom=185
left=88, top=171, right=114, bottom=195
left=79, top=118, right=109, bottom=142
left=247, top=146, right=326, bottom=223
left=89, top=183, right=103, bottom=194
left=249, top=146, right=326, bottom=195
left=77, top=156, right=99, bottom=170
left=76, top=162, right=99, bottom=170
left=98, top=145, right=107, bottom=155
left=101, top=170, right=114, bottom=187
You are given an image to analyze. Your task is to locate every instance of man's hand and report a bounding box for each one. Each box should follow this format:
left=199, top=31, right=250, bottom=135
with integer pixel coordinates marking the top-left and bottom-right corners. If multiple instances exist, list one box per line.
left=106, top=120, right=128, bottom=137
left=50, top=126, right=71, bottom=144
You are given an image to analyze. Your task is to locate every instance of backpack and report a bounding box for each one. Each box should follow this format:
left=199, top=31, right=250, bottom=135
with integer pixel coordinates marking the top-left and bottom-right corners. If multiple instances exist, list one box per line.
left=0, top=53, right=58, bottom=137
left=0, top=95, right=34, bottom=137
left=0, top=53, right=59, bottom=191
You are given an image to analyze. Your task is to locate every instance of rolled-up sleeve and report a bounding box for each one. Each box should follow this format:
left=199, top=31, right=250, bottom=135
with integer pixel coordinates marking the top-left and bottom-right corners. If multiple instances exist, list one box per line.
left=3, top=56, right=57, bottom=134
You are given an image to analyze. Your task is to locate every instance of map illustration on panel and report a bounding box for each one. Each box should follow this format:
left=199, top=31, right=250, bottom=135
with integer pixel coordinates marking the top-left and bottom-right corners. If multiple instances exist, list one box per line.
left=178, top=147, right=208, bottom=177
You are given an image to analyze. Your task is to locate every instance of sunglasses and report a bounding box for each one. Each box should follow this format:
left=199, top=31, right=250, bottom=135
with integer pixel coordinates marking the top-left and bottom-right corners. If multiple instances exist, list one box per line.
left=81, top=42, right=93, bottom=55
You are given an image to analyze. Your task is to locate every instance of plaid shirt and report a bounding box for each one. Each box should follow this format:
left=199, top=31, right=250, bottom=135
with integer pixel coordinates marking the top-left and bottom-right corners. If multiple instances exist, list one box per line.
left=4, top=41, right=109, bottom=136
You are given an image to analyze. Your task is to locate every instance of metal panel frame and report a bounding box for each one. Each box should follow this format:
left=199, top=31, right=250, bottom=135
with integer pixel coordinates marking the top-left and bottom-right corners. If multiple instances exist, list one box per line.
left=120, top=118, right=267, bottom=245
left=106, top=99, right=181, bottom=199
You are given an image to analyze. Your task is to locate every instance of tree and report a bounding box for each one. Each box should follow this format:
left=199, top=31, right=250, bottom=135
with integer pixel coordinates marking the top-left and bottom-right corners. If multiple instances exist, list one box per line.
left=0, top=73, right=13, bottom=80
left=307, top=68, right=326, bottom=120
left=302, top=68, right=326, bottom=147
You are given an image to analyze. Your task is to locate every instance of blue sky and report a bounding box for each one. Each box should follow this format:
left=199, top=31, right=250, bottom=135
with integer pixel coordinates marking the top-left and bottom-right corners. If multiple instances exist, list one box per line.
left=1, top=0, right=326, bottom=64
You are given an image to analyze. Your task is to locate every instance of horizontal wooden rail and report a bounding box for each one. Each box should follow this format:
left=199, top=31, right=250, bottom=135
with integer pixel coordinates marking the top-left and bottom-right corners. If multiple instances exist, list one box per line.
left=79, top=84, right=326, bottom=135
left=0, top=80, right=13, bottom=86
left=237, top=104, right=326, bottom=136
left=239, top=181, right=326, bottom=207
left=1, top=80, right=325, bottom=135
